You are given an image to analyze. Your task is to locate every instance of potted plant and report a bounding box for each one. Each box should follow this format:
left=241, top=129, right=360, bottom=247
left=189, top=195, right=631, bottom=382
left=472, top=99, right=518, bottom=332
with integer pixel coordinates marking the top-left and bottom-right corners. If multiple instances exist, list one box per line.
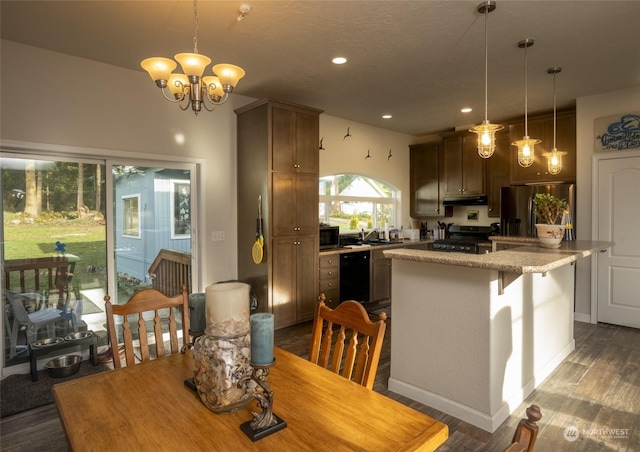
left=532, top=193, right=568, bottom=248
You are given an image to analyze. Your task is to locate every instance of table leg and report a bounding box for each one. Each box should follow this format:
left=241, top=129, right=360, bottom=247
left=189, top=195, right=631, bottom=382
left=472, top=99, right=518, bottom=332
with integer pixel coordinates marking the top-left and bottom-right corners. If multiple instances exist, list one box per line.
left=30, top=350, right=38, bottom=382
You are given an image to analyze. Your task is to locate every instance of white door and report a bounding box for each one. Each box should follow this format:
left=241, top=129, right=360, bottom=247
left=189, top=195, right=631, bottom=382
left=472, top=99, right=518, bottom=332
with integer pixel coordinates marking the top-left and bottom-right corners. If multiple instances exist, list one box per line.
left=596, top=153, right=640, bottom=328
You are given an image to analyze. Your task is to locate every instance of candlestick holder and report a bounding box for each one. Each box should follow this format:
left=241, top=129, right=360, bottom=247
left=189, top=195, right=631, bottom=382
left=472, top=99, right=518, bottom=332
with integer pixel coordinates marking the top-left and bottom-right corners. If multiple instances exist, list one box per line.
left=238, top=359, right=287, bottom=441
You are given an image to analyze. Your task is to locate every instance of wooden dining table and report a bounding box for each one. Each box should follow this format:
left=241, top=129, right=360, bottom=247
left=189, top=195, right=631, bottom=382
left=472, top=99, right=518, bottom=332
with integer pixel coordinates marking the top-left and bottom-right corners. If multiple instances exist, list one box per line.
left=53, top=347, right=448, bottom=451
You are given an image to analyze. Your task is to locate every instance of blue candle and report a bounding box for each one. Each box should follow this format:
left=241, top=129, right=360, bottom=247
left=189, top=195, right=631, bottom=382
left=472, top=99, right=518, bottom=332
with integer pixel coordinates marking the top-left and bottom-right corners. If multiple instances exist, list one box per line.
left=188, top=293, right=206, bottom=334
left=250, top=313, right=274, bottom=365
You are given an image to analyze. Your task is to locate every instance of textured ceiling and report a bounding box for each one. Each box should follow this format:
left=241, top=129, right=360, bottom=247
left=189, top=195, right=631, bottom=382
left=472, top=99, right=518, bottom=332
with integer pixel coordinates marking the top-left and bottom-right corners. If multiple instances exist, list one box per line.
left=2, top=1, right=639, bottom=137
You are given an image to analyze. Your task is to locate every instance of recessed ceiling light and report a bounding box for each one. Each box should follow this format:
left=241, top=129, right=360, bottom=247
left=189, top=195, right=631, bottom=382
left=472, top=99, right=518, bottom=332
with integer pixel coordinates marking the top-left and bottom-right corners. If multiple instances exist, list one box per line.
left=382, top=114, right=392, bottom=119
left=461, top=107, right=472, bottom=113
left=332, top=57, right=347, bottom=65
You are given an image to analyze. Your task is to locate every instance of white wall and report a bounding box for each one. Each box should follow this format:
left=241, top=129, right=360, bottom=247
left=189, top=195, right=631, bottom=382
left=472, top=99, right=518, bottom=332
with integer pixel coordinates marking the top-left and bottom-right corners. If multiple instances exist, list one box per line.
left=574, top=85, right=640, bottom=318
left=0, top=39, right=257, bottom=290
left=318, top=115, right=415, bottom=227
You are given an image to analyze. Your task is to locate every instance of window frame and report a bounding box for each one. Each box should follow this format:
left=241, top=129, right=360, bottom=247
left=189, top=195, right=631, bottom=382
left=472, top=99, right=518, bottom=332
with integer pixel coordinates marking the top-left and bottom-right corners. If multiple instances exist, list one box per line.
left=122, top=194, right=141, bottom=239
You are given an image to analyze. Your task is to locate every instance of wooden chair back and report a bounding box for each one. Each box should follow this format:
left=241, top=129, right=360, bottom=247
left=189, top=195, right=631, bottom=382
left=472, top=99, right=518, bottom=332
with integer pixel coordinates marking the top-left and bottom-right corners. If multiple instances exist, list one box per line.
left=104, top=285, right=189, bottom=368
left=505, top=405, right=542, bottom=452
left=309, top=294, right=387, bottom=389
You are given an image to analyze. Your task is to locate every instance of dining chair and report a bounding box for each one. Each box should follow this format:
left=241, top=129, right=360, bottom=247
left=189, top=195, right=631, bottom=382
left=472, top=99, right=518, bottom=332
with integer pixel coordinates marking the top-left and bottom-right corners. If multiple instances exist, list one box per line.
left=309, top=293, right=387, bottom=390
left=104, top=284, right=189, bottom=368
left=6, top=291, right=65, bottom=358
left=504, top=405, right=542, bottom=452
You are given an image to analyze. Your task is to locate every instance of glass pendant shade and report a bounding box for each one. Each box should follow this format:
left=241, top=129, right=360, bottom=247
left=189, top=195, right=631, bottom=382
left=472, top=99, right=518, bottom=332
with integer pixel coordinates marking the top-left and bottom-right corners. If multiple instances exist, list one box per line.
left=202, top=76, right=225, bottom=97
left=514, top=136, right=541, bottom=167
left=545, top=149, right=566, bottom=175
left=175, top=53, right=212, bottom=78
left=212, top=64, right=246, bottom=90
left=168, top=74, right=189, bottom=98
left=470, top=120, right=503, bottom=158
left=141, top=57, right=177, bottom=83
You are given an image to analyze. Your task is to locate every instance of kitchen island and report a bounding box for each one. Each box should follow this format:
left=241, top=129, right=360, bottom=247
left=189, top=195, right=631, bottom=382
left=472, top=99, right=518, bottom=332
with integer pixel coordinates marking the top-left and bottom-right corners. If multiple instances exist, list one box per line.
left=383, top=240, right=612, bottom=433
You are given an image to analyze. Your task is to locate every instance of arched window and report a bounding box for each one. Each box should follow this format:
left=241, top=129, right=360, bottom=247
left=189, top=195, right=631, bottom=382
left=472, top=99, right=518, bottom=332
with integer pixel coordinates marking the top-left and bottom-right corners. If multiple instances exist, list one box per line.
left=319, top=174, right=399, bottom=231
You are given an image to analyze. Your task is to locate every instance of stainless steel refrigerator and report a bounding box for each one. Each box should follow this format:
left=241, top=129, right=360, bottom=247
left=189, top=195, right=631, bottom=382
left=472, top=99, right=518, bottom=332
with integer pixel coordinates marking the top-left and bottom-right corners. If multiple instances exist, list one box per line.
left=500, top=184, right=576, bottom=238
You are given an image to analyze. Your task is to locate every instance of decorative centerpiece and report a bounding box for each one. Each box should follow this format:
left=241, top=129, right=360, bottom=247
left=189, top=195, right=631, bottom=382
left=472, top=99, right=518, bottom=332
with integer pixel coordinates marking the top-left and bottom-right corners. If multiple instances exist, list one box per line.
left=532, top=193, right=569, bottom=248
left=192, top=282, right=255, bottom=412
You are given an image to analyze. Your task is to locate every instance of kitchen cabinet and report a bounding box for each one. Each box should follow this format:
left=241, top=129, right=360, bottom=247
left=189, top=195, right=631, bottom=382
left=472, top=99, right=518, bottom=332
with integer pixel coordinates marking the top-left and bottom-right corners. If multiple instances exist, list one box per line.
left=509, top=110, right=576, bottom=184
left=486, top=131, right=510, bottom=218
left=272, top=236, right=318, bottom=327
left=442, top=131, right=486, bottom=198
left=236, top=99, right=323, bottom=329
left=319, top=255, right=340, bottom=309
left=370, top=249, right=391, bottom=308
left=409, top=142, right=452, bottom=218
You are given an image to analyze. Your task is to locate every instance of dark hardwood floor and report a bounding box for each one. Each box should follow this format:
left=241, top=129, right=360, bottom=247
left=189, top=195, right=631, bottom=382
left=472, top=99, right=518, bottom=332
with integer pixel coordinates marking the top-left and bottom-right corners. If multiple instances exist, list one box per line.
left=2, top=319, right=639, bottom=451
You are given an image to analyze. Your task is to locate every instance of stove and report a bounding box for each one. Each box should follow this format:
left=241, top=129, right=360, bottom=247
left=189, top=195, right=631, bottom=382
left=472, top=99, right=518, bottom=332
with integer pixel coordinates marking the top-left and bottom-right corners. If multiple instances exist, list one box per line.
left=432, top=225, right=492, bottom=254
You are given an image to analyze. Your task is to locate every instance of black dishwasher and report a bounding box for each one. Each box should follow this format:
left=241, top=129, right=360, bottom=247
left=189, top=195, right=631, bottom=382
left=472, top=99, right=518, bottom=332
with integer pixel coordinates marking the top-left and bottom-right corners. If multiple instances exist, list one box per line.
left=340, top=251, right=370, bottom=304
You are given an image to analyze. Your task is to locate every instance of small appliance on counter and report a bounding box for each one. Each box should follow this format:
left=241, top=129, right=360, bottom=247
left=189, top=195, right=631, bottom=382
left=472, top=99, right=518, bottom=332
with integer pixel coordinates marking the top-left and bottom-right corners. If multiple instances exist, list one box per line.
left=432, top=225, right=492, bottom=254
left=319, top=224, right=340, bottom=250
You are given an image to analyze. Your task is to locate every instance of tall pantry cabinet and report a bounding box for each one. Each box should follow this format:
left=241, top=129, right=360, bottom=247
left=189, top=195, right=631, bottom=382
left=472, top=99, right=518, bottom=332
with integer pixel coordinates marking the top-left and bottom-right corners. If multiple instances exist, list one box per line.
left=236, top=99, right=323, bottom=329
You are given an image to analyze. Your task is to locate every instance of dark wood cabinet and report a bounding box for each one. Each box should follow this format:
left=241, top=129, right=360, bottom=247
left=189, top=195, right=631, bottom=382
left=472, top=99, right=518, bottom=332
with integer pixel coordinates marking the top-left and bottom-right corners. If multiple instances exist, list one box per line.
left=486, top=131, right=510, bottom=218
left=409, top=141, right=451, bottom=218
left=442, top=132, right=486, bottom=198
left=236, top=99, right=322, bottom=329
left=509, top=110, right=576, bottom=184
left=319, top=255, right=340, bottom=309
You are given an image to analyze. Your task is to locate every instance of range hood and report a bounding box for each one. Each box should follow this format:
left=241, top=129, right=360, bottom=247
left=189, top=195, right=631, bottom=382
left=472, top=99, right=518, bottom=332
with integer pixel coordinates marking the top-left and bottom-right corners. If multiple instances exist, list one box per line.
left=442, top=195, right=488, bottom=206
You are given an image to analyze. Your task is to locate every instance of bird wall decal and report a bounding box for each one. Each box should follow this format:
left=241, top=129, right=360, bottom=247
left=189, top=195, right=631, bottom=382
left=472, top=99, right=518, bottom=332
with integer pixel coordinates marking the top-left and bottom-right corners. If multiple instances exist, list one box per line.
left=319, top=137, right=325, bottom=150
left=365, top=149, right=371, bottom=160
left=387, top=149, right=393, bottom=160
left=343, top=127, right=351, bottom=140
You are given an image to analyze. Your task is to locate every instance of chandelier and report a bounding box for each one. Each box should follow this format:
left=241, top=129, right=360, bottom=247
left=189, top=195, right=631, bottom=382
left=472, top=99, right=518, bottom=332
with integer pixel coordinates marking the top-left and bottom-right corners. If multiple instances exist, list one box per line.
left=470, top=0, right=504, bottom=159
left=512, top=39, right=541, bottom=167
left=543, top=67, right=566, bottom=175
left=140, top=0, right=245, bottom=115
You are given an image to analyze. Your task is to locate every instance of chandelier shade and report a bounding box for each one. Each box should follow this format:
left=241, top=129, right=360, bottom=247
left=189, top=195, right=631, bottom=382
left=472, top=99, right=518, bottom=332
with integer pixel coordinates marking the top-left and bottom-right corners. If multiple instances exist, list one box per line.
left=470, top=0, right=503, bottom=159
left=140, top=0, right=245, bottom=115
left=512, top=39, right=541, bottom=168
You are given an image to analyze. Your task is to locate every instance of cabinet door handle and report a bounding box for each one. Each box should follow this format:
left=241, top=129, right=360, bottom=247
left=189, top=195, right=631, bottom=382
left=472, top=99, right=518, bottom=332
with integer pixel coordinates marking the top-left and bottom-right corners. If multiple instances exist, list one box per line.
left=328, top=271, right=333, bottom=276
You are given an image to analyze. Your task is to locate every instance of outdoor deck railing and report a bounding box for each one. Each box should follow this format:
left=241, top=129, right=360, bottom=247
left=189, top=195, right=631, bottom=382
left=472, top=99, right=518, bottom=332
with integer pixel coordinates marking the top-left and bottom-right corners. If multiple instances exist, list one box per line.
left=148, top=249, right=191, bottom=296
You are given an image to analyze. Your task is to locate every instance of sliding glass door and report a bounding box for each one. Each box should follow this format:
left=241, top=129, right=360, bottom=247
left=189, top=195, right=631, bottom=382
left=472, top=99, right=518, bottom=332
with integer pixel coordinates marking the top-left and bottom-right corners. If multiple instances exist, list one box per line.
left=2, top=151, right=197, bottom=369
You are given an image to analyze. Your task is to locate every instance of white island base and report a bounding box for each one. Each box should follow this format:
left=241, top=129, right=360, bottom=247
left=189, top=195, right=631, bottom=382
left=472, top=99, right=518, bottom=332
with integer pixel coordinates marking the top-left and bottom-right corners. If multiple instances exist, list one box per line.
left=388, top=259, right=575, bottom=433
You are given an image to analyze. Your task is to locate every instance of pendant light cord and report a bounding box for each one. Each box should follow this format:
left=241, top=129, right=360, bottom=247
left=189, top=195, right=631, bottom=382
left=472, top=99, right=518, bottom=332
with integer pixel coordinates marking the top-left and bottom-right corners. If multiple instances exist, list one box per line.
left=553, top=71, right=557, bottom=149
left=524, top=43, right=528, bottom=137
left=483, top=5, right=488, bottom=122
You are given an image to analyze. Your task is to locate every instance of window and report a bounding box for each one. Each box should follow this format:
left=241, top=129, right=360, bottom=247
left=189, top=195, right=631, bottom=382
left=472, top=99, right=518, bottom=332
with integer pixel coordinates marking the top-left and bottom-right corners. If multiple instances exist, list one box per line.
left=319, top=174, right=399, bottom=231
left=171, top=179, right=190, bottom=239
left=122, top=194, right=140, bottom=238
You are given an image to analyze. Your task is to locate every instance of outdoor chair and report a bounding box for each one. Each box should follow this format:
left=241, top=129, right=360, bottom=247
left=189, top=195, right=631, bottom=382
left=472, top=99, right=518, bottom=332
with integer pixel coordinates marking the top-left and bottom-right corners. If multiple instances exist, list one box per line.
left=104, top=285, right=189, bottom=368
left=6, top=291, right=66, bottom=358
left=309, top=293, right=387, bottom=389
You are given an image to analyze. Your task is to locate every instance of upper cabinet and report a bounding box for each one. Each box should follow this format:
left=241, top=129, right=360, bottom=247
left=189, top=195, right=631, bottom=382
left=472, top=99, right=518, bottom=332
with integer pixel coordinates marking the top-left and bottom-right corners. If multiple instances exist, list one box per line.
left=409, top=142, right=452, bottom=218
left=442, top=131, right=486, bottom=198
left=508, top=110, right=576, bottom=184
left=272, top=106, right=319, bottom=174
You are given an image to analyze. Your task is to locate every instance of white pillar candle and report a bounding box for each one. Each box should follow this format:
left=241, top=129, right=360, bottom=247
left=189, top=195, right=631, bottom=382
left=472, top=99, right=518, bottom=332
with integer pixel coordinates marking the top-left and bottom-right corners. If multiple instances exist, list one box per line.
left=204, top=282, right=250, bottom=337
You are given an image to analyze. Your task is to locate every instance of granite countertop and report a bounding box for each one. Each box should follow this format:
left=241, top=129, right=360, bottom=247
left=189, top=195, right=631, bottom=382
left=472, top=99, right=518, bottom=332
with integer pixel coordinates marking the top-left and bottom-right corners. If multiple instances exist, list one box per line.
left=383, top=240, right=614, bottom=274
left=320, top=239, right=432, bottom=256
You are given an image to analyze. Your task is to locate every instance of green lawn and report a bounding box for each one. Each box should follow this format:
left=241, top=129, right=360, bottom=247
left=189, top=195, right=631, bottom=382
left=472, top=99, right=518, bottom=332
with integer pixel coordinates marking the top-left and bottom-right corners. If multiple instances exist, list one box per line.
left=3, top=214, right=107, bottom=292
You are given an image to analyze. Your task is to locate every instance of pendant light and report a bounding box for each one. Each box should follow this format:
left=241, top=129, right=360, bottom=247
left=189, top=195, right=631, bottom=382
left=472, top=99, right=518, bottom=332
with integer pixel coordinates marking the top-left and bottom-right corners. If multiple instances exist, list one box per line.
left=543, top=67, right=566, bottom=175
left=512, top=39, right=541, bottom=167
left=470, top=0, right=504, bottom=159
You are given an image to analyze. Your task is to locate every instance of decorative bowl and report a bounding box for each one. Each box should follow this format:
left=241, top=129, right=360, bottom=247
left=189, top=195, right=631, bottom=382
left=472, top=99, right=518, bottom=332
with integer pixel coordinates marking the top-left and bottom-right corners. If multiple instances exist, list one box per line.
left=45, top=355, right=82, bottom=378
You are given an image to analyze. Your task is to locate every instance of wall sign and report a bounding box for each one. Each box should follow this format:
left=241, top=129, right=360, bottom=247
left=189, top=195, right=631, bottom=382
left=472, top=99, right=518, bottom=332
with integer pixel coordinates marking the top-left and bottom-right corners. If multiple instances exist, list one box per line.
left=594, top=112, right=640, bottom=152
